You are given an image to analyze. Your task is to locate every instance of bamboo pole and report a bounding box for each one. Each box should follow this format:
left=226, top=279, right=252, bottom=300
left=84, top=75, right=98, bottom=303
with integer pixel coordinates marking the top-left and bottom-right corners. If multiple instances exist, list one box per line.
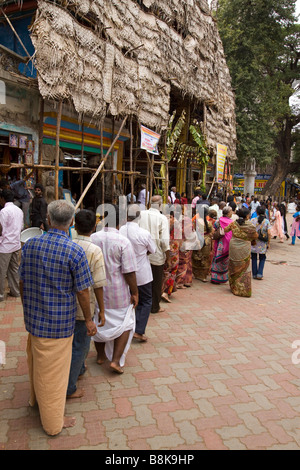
left=146, top=160, right=149, bottom=208
left=100, top=121, right=105, bottom=208
left=75, top=116, right=127, bottom=210
left=129, top=116, right=134, bottom=203
left=80, top=118, right=84, bottom=208
left=0, top=163, right=139, bottom=175
left=111, top=118, right=115, bottom=203
left=1, top=9, right=31, bottom=58
left=55, top=101, right=63, bottom=200
left=146, top=151, right=159, bottom=194
left=38, top=97, right=44, bottom=184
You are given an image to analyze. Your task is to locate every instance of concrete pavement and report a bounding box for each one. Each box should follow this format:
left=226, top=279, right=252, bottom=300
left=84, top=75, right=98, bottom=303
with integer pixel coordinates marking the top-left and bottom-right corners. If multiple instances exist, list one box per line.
left=1, top=219, right=300, bottom=450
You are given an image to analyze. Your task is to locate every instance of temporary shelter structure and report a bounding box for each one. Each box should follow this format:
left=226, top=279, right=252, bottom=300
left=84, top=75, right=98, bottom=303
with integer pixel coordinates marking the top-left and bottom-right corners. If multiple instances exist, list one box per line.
left=0, top=0, right=236, bottom=204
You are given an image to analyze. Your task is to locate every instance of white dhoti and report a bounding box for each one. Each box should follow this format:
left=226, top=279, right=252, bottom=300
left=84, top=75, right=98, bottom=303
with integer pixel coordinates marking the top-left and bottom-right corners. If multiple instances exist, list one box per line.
left=93, top=304, right=135, bottom=367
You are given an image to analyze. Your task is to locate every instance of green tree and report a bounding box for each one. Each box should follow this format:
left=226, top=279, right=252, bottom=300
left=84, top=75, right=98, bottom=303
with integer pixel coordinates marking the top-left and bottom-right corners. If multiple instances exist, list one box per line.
left=216, top=0, right=300, bottom=195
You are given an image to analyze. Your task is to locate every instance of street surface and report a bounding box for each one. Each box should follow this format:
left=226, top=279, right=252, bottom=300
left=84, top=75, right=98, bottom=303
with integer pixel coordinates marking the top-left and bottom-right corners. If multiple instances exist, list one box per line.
left=0, top=214, right=300, bottom=450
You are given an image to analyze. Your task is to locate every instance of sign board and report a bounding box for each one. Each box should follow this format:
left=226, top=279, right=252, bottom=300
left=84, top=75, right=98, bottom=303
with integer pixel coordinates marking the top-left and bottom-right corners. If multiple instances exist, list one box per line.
left=141, top=125, right=161, bottom=155
left=216, top=143, right=228, bottom=183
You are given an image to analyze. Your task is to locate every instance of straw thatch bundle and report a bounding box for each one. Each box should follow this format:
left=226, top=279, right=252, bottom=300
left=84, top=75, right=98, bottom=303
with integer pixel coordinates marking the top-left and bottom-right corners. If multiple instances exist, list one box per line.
left=31, top=0, right=236, bottom=158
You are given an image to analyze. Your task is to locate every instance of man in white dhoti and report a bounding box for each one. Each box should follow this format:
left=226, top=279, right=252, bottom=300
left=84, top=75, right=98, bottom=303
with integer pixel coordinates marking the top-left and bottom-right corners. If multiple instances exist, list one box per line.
left=91, top=205, right=138, bottom=374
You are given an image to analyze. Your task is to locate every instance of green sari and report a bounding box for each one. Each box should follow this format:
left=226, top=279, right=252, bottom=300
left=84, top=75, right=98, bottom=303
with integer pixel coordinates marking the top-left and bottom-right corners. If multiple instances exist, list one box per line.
left=226, top=220, right=258, bottom=297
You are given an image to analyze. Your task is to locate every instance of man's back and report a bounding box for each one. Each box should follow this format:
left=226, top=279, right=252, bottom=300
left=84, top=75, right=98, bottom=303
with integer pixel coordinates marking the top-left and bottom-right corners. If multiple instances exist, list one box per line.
left=138, top=208, right=170, bottom=266
left=119, top=222, right=156, bottom=286
left=0, top=202, right=23, bottom=253
left=19, top=229, right=93, bottom=338
left=91, top=227, right=137, bottom=309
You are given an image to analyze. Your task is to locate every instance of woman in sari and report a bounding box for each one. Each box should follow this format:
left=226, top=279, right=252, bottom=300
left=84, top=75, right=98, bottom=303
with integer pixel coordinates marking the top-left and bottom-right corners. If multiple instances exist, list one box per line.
left=176, top=206, right=198, bottom=288
left=211, top=207, right=233, bottom=284
left=192, top=206, right=214, bottom=282
left=225, top=208, right=258, bottom=297
left=161, top=212, right=181, bottom=303
left=270, top=202, right=284, bottom=242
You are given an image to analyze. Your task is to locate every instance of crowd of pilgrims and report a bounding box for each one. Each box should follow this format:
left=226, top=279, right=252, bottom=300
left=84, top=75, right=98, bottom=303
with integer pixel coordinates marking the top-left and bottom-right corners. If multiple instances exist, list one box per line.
left=154, top=189, right=300, bottom=301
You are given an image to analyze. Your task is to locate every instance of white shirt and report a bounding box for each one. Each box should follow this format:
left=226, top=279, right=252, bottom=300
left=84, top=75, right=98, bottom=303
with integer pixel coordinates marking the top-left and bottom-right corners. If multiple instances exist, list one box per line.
left=170, top=191, right=176, bottom=204
left=91, top=228, right=137, bottom=310
left=137, top=188, right=149, bottom=209
left=250, top=201, right=260, bottom=215
left=119, top=222, right=156, bottom=286
left=138, top=208, right=170, bottom=266
left=0, top=202, right=24, bottom=253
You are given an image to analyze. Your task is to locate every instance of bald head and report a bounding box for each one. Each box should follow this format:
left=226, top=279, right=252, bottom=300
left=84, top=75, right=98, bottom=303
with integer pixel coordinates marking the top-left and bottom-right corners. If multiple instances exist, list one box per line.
left=150, top=195, right=162, bottom=206
left=127, top=203, right=141, bottom=221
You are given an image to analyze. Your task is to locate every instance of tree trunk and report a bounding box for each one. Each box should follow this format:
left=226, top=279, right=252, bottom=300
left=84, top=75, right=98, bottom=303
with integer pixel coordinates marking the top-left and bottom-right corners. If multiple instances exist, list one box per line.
left=262, top=115, right=299, bottom=196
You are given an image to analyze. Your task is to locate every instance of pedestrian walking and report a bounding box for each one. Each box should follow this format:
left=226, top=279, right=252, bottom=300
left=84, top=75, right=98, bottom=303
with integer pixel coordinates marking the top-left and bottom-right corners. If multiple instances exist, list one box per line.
left=0, top=189, right=24, bottom=302
left=290, top=203, right=300, bottom=246
left=270, top=202, right=284, bottom=242
left=251, top=206, right=271, bottom=280
left=19, top=199, right=96, bottom=436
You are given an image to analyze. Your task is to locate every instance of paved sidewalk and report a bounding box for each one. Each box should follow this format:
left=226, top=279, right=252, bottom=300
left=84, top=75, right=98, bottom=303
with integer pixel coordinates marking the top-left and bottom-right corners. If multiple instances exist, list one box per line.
left=1, top=228, right=300, bottom=450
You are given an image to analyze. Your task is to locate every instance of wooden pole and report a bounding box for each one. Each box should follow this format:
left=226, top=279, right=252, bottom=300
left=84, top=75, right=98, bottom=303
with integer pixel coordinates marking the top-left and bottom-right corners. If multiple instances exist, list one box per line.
left=207, top=176, right=216, bottom=199
left=111, top=118, right=116, bottom=203
left=55, top=101, right=63, bottom=200
left=146, top=161, right=149, bottom=208
left=1, top=9, right=31, bottom=58
left=75, top=116, right=127, bottom=210
left=146, top=151, right=159, bottom=193
left=38, top=97, right=44, bottom=184
left=80, top=118, right=84, bottom=208
left=100, top=121, right=105, bottom=209
left=130, top=116, right=134, bottom=203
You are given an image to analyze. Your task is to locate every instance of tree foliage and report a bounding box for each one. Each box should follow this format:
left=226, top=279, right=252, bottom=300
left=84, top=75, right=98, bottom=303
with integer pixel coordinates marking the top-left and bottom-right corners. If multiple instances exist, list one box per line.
left=217, top=0, right=300, bottom=181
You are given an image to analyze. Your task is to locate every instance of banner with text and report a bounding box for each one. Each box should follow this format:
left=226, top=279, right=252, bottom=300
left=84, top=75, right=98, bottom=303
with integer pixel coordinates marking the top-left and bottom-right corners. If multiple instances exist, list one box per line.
left=141, top=125, right=161, bottom=155
left=216, top=143, right=228, bottom=183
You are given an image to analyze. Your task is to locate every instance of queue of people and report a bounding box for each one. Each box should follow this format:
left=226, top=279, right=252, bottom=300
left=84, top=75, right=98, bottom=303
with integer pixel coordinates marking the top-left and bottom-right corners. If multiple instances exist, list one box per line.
left=0, top=179, right=300, bottom=437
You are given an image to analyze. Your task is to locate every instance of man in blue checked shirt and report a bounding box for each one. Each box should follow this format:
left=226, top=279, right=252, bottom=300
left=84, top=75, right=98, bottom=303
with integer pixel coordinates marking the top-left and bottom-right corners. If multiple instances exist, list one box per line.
left=19, top=199, right=96, bottom=436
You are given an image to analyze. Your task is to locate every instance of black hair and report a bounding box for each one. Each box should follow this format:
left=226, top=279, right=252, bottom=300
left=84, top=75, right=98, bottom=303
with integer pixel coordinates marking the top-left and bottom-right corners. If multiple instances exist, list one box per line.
left=279, top=203, right=286, bottom=217
left=1, top=189, right=14, bottom=203
left=75, top=209, right=96, bottom=234
left=203, top=205, right=209, bottom=233
left=236, top=207, right=250, bottom=225
left=229, top=201, right=236, bottom=211
left=34, top=183, right=44, bottom=192
left=257, top=206, right=266, bottom=224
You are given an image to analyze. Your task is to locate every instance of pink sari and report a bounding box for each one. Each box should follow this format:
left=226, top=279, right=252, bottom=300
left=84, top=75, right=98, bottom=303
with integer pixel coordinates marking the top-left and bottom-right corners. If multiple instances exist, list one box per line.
left=211, top=217, right=233, bottom=284
left=270, top=210, right=284, bottom=241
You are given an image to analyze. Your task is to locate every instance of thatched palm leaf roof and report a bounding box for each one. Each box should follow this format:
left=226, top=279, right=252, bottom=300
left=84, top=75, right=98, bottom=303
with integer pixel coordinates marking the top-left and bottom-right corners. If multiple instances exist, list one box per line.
left=30, top=0, right=236, bottom=159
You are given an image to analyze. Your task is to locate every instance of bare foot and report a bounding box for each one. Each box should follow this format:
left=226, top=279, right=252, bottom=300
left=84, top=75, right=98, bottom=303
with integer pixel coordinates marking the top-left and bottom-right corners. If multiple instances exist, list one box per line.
left=67, top=389, right=85, bottom=399
left=97, top=355, right=107, bottom=365
left=133, top=333, right=148, bottom=342
left=110, top=362, right=124, bottom=374
left=63, top=416, right=76, bottom=429
left=161, top=293, right=172, bottom=303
